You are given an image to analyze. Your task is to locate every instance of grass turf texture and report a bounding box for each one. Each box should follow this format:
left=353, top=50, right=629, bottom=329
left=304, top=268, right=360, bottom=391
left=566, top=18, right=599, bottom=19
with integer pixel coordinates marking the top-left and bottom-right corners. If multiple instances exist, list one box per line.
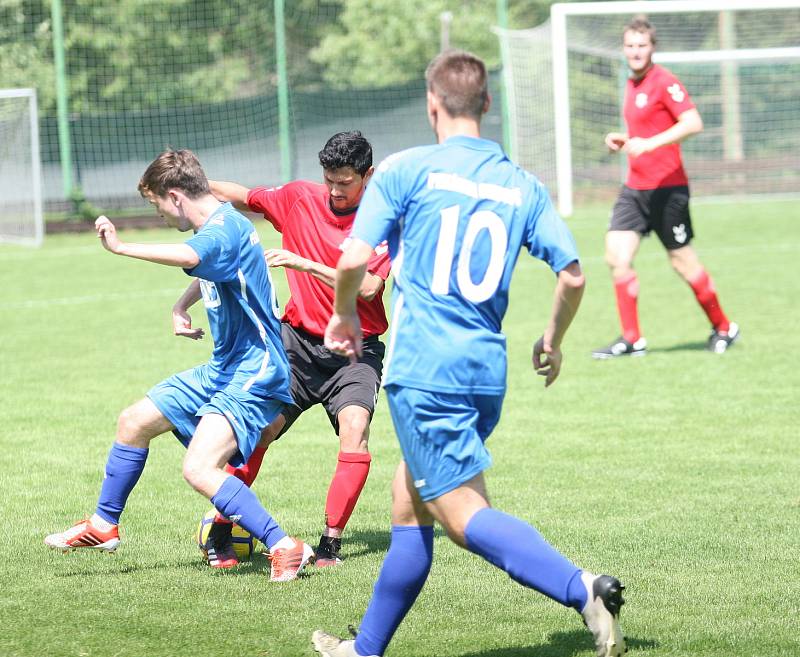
left=1, top=199, right=798, bottom=657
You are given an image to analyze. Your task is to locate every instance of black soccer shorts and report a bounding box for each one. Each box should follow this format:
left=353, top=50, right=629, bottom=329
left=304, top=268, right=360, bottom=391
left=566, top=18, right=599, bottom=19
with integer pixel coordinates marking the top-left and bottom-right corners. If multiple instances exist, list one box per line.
left=609, top=184, right=694, bottom=250
left=275, top=322, right=385, bottom=437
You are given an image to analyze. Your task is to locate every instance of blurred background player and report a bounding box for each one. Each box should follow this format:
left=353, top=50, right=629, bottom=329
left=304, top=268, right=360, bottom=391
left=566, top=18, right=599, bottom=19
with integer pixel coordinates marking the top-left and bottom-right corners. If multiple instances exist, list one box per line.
left=201, top=131, right=391, bottom=567
left=44, top=149, right=314, bottom=582
left=592, top=15, right=738, bottom=359
left=314, top=51, right=626, bottom=657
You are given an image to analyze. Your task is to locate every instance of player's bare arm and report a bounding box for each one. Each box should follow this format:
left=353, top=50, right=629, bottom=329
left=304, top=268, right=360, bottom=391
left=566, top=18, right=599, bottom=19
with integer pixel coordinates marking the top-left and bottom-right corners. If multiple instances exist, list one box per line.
left=207, top=179, right=251, bottom=213
left=533, top=261, right=585, bottom=387
left=95, top=215, right=200, bottom=268
left=266, top=248, right=385, bottom=301
left=623, top=108, right=703, bottom=157
left=172, top=279, right=205, bottom=340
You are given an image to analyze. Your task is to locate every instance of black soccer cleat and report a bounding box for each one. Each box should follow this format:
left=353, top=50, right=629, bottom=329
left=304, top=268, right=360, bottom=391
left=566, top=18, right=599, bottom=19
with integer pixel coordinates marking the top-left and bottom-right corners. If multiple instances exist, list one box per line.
left=707, top=321, right=739, bottom=354
left=592, top=336, right=647, bottom=359
left=203, top=520, right=239, bottom=569
left=315, top=535, right=343, bottom=567
left=580, top=572, right=627, bottom=657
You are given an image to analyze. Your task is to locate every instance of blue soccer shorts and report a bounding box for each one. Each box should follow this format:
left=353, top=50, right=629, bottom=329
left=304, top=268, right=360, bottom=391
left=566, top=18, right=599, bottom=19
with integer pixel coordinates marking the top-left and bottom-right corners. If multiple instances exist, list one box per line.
left=147, top=364, right=284, bottom=467
left=385, top=385, right=504, bottom=502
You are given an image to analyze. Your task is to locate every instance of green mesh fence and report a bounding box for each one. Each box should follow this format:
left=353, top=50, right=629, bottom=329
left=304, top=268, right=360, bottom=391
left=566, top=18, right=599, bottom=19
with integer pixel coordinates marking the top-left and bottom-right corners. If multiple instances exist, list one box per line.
left=1, top=1, right=505, bottom=216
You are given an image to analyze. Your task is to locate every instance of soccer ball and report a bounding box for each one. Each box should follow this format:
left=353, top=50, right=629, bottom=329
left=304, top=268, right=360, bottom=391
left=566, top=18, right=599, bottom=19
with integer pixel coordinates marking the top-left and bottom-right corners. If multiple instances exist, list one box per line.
left=197, top=508, right=259, bottom=560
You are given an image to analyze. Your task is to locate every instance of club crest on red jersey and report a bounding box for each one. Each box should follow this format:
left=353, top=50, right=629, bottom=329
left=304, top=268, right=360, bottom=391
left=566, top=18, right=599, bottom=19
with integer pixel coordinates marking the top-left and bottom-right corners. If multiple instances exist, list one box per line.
left=667, top=83, right=685, bottom=103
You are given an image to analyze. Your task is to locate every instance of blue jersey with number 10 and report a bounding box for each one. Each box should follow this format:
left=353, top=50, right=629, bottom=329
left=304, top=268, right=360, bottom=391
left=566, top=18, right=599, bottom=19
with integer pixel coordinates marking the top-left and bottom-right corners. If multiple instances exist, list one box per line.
left=352, top=135, right=579, bottom=396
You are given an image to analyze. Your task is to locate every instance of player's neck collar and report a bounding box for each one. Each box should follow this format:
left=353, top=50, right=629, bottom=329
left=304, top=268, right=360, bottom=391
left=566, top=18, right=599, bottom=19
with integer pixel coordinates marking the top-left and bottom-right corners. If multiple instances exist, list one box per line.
left=328, top=199, right=358, bottom=217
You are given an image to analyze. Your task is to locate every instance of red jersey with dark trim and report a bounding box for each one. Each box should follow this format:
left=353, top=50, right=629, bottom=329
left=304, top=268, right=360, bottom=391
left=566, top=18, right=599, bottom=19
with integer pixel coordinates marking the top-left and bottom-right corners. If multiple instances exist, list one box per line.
left=623, top=64, right=695, bottom=189
left=247, top=180, right=391, bottom=338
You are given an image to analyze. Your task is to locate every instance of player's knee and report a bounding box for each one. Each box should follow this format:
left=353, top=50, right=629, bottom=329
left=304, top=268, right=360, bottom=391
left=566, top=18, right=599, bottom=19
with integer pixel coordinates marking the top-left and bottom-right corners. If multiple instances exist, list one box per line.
left=338, top=411, right=370, bottom=452
left=116, top=406, right=146, bottom=444
left=181, top=454, right=207, bottom=492
left=440, top=516, right=469, bottom=548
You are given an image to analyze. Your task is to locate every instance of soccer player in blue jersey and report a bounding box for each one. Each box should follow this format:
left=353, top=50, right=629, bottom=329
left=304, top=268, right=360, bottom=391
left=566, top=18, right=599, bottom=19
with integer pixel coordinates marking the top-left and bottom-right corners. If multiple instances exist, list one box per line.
left=44, top=149, right=314, bottom=582
left=313, top=51, right=627, bottom=657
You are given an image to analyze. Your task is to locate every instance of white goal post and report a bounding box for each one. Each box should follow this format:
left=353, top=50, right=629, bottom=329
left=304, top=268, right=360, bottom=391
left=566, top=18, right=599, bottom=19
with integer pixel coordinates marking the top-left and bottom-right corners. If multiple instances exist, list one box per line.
left=0, top=88, right=44, bottom=247
left=497, top=0, right=800, bottom=216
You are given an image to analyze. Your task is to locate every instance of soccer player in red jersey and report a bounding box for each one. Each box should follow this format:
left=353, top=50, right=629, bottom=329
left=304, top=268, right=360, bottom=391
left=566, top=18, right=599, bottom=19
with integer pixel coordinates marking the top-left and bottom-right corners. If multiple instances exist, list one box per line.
left=198, top=131, right=391, bottom=567
left=592, top=16, right=738, bottom=358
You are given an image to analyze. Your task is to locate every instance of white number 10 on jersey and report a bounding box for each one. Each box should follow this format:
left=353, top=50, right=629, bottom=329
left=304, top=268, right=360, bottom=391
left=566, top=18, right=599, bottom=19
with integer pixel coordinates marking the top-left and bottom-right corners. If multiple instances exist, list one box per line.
left=431, top=205, right=508, bottom=302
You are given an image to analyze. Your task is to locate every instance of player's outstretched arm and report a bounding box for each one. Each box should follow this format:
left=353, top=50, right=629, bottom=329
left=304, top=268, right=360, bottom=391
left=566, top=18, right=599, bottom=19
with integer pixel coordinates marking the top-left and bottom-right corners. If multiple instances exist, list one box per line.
left=207, top=179, right=251, bottom=213
left=95, top=215, right=200, bottom=268
left=265, top=248, right=384, bottom=300
left=172, top=279, right=205, bottom=340
left=533, top=261, right=585, bottom=387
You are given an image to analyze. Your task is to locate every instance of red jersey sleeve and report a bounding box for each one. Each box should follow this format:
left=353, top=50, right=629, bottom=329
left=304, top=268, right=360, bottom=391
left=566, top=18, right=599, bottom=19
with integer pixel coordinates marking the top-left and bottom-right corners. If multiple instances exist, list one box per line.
left=366, top=242, right=391, bottom=280
left=246, top=181, right=306, bottom=232
left=657, top=68, right=695, bottom=121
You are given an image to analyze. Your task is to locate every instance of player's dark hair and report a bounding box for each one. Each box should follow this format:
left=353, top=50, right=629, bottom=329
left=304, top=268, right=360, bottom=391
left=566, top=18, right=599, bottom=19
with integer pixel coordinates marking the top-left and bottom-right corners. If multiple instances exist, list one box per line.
left=138, top=148, right=211, bottom=199
left=624, top=15, right=657, bottom=46
left=318, top=131, right=373, bottom=176
left=425, top=49, right=488, bottom=122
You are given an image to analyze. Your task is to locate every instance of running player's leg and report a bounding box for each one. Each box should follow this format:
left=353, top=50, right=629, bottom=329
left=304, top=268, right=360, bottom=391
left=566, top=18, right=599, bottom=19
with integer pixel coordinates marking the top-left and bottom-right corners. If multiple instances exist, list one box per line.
left=185, top=404, right=313, bottom=582
left=593, top=187, right=647, bottom=358
left=312, top=461, right=434, bottom=657
left=657, top=188, right=737, bottom=350
left=321, top=387, right=623, bottom=657
left=316, top=339, right=383, bottom=564
left=44, top=397, right=173, bottom=551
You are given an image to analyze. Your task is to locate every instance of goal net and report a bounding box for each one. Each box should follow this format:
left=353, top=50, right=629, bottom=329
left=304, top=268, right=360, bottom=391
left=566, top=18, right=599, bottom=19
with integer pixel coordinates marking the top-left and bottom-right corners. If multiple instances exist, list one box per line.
left=497, top=0, right=800, bottom=215
left=0, top=89, right=43, bottom=246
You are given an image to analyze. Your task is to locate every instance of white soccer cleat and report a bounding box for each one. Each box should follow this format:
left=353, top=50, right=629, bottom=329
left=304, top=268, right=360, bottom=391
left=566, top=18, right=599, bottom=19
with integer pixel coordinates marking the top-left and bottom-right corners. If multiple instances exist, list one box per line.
left=580, top=571, right=627, bottom=657
left=268, top=538, right=314, bottom=582
left=311, top=630, right=377, bottom=657
left=45, top=518, right=120, bottom=553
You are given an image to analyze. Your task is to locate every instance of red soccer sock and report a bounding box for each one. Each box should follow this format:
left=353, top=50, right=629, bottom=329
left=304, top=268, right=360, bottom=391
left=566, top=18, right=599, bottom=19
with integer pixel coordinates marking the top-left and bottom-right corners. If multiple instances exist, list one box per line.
left=688, top=269, right=729, bottom=333
left=224, top=445, right=267, bottom=488
left=324, top=451, right=372, bottom=532
left=614, top=272, right=641, bottom=343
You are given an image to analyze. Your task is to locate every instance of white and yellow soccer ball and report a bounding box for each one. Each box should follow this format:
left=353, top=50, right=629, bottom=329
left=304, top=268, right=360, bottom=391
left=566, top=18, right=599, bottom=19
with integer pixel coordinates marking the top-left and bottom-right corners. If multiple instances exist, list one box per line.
left=196, top=508, right=259, bottom=560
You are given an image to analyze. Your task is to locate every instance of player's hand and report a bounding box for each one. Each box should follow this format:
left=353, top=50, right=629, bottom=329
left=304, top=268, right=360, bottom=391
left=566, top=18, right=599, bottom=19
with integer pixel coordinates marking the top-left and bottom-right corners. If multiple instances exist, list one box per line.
left=172, top=307, right=205, bottom=340
left=532, top=337, right=562, bottom=387
left=95, top=215, right=123, bottom=254
left=265, top=248, right=307, bottom=271
left=324, top=312, right=362, bottom=363
left=605, top=132, right=627, bottom=152
left=623, top=137, right=652, bottom=158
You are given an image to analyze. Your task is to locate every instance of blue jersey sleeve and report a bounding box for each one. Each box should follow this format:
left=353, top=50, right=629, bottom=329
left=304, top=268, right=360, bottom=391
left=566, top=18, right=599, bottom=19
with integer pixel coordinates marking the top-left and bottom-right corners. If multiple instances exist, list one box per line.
left=185, top=219, right=239, bottom=282
left=352, top=155, right=410, bottom=248
left=524, top=183, right=579, bottom=273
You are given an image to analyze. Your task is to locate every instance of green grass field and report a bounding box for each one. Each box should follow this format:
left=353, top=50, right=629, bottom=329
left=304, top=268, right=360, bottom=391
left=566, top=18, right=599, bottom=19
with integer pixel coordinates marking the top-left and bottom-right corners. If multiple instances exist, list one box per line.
left=2, top=199, right=798, bottom=657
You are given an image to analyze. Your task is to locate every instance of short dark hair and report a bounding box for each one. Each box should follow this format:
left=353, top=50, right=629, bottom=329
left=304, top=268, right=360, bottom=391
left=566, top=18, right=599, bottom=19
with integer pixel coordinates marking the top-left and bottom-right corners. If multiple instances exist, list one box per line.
left=138, top=148, right=210, bottom=199
left=624, top=15, right=657, bottom=46
left=318, top=131, right=373, bottom=176
left=425, top=50, right=488, bottom=121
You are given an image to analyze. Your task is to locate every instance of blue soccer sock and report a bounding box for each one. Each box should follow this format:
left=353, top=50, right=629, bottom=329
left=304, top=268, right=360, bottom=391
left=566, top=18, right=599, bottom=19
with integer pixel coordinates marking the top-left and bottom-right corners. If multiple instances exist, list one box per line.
left=210, top=475, right=286, bottom=549
left=354, top=525, right=434, bottom=657
left=95, top=442, right=149, bottom=525
left=464, top=507, right=587, bottom=610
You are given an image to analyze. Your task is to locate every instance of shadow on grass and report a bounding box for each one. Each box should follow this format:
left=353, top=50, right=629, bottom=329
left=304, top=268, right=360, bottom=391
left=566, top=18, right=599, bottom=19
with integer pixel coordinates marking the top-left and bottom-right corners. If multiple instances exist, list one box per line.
left=647, top=340, right=708, bottom=353
left=338, top=526, right=448, bottom=561
left=455, top=629, right=656, bottom=657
